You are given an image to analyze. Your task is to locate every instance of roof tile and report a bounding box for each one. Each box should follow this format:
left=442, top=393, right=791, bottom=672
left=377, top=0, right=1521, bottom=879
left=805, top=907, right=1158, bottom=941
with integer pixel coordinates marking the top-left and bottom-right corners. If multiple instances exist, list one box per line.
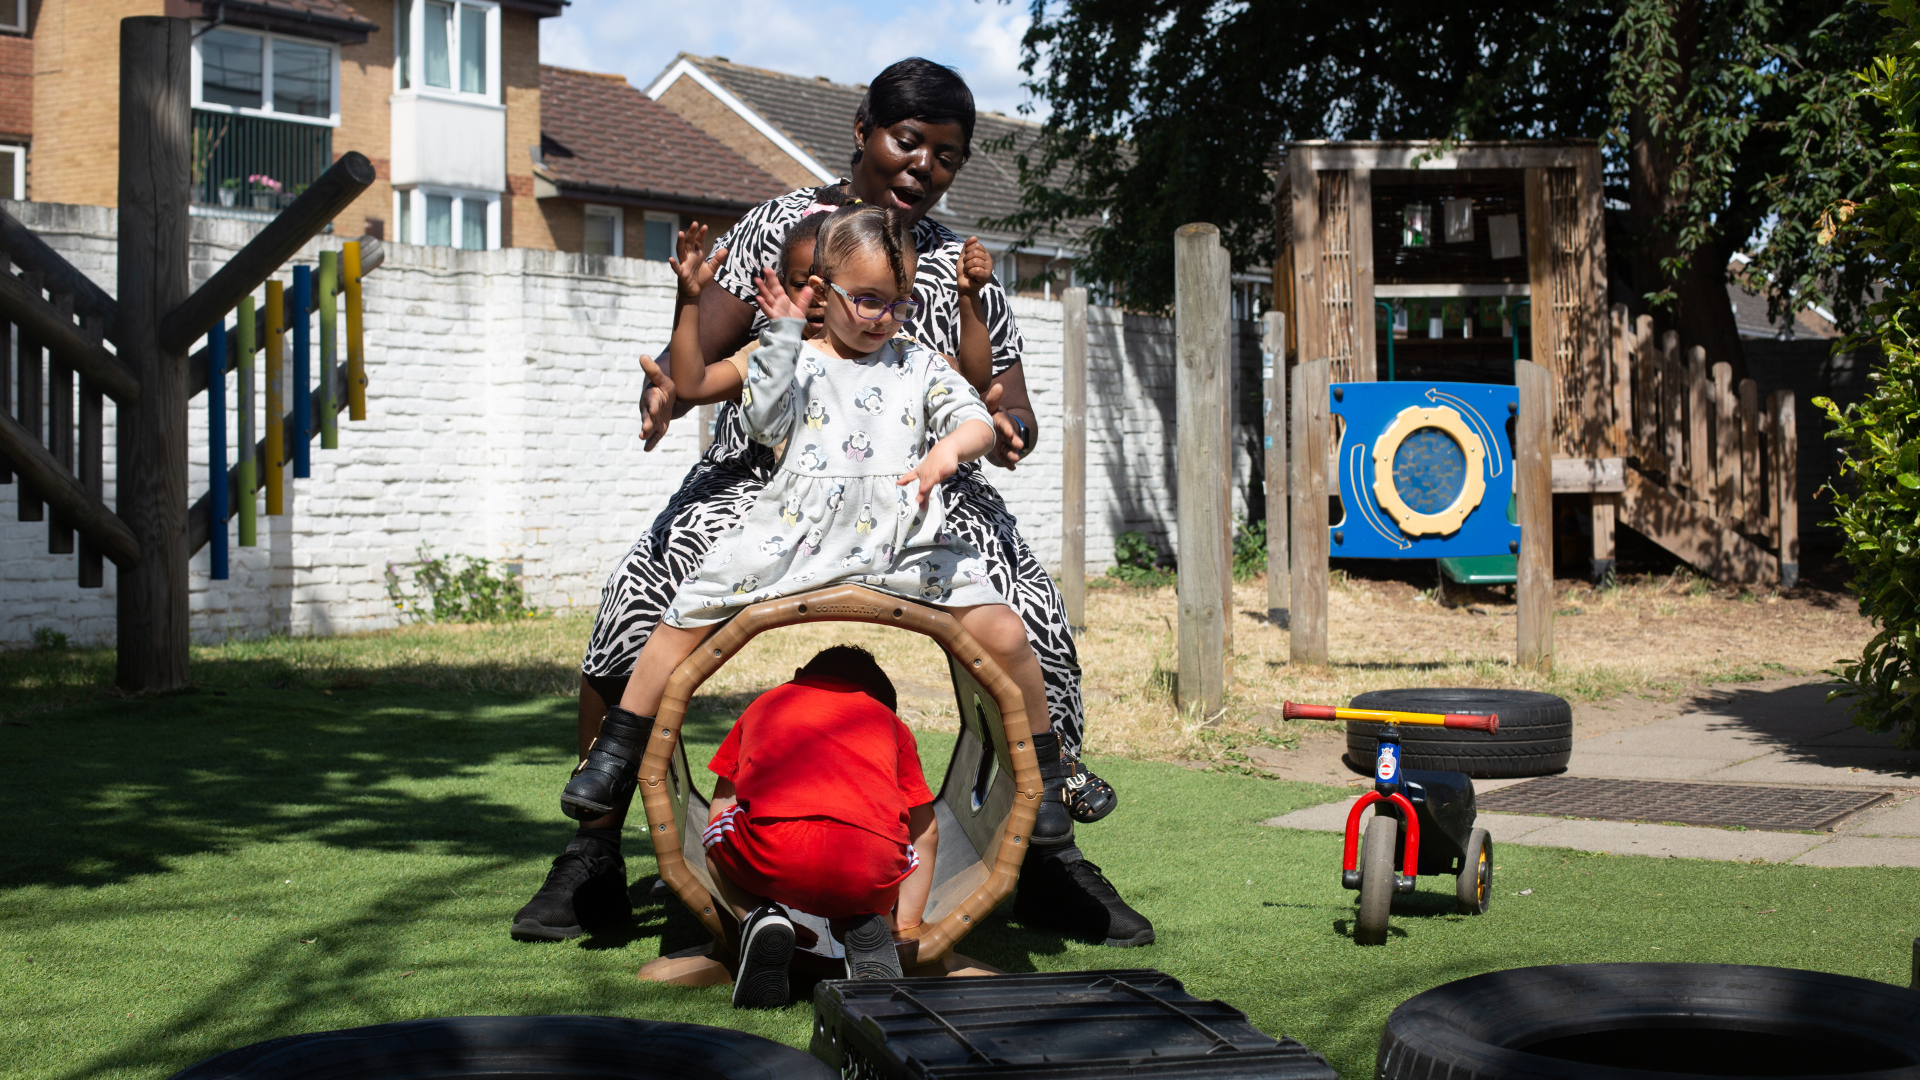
left=540, top=64, right=790, bottom=211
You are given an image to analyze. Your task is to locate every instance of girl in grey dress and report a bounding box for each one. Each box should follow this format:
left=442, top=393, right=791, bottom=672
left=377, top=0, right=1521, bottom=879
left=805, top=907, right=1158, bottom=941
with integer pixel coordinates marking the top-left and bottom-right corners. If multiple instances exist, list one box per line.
left=561, top=204, right=1054, bottom=821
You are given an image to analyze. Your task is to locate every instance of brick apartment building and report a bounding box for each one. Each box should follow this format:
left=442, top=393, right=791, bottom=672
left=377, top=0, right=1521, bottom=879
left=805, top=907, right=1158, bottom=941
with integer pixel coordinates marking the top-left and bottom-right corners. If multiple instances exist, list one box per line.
left=4, top=0, right=569, bottom=250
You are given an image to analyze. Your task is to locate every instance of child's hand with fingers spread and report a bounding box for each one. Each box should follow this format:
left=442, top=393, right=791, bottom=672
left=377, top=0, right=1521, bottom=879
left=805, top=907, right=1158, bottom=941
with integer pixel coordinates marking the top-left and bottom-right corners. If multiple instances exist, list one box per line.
left=756, top=268, right=813, bottom=322
left=898, top=442, right=962, bottom=509
left=956, top=237, right=992, bottom=298
left=668, top=223, right=726, bottom=299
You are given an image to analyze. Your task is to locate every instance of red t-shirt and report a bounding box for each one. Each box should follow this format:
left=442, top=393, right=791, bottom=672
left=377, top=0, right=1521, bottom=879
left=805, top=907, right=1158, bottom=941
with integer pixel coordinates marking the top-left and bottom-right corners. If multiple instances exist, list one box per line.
left=708, top=675, right=933, bottom=844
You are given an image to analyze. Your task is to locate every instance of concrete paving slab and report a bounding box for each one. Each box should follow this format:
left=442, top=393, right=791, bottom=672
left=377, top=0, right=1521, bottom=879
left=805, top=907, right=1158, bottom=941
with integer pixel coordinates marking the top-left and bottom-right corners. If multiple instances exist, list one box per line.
left=1502, top=817, right=1825, bottom=863
left=1709, top=751, right=1920, bottom=788
left=1791, top=837, right=1920, bottom=868
left=1839, top=794, right=1920, bottom=837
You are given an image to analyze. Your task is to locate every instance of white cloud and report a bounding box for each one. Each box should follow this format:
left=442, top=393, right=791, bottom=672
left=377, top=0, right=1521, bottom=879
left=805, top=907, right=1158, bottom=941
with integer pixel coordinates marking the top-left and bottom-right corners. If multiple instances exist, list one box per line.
left=537, top=0, right=1039, bottom=118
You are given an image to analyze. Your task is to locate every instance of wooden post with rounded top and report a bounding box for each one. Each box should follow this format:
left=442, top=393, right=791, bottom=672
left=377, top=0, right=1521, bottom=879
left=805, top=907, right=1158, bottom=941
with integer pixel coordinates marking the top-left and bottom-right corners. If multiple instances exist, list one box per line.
left=1515, top=359, right=1554, bottom=669
left=637, top=584, right=1040, bottom=975
left=1174, top=223, right=1230, bottom=716
left=1061, top=286, right=1088, bottom=634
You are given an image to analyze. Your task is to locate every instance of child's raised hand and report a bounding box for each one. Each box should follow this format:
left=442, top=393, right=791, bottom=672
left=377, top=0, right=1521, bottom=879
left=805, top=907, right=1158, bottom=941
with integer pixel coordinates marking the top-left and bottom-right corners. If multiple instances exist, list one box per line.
left=898, top=442, right=961, bottom=510
left=669, top=223, right=725, bottom=298
left=956, top=236, right=992, bottom=298
left=756, top=267, right=812, bottom=323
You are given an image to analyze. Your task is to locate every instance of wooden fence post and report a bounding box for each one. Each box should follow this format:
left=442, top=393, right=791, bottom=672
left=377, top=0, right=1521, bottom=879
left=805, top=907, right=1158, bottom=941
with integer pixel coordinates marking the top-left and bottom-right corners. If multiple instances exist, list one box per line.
left=115, top=16, right=193, bottom=692
left=1262, top=310, right=1288, bottom=626
left=1687, top=345, right=1710, bottom=501
left=1738, top=378, right=1761, bottom=533
left=1516, top=359, right=1554, bottom=670
left=1062, top=286, right=1088, bottom=634
left=1290, top=358, right=1330, bottom=665
left=1713, top=361, right=1736, bottom=517
left=1771, top=390, right=1798, bottom=588
left=1174, top=223, right=1230, bottom=717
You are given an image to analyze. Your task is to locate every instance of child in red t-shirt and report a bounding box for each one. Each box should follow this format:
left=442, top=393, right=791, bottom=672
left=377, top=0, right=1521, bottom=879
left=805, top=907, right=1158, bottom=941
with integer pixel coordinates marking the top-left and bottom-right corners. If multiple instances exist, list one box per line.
left=702, top=645, right=938, bottom=1008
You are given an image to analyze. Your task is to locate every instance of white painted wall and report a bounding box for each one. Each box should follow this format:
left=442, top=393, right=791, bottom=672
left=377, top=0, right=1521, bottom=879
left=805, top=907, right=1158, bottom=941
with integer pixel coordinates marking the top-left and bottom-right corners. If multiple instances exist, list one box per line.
left=1, top=201, right=1263, bottom=648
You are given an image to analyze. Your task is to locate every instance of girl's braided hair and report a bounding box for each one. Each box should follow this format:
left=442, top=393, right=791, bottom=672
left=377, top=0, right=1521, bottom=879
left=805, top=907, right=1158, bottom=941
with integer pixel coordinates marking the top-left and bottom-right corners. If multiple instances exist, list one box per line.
left=812, top=202, right=916, bottom=298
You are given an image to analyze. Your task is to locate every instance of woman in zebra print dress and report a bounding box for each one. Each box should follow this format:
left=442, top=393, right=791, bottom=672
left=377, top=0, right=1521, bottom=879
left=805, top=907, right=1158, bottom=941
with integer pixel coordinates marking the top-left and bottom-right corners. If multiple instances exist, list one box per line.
left=513, top=59, right=1154, bottom=951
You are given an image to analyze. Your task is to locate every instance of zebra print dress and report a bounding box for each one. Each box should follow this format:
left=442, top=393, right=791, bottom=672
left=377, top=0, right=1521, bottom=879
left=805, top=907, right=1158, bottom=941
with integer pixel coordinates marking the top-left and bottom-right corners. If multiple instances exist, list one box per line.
left=581, top=184, right=1088, bottom=752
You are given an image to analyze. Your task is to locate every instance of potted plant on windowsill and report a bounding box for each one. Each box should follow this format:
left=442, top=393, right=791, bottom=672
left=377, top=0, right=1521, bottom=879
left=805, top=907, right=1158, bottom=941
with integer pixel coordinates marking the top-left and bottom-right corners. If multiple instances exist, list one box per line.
left=218, top=178, right=241, bottom=207
left=248, top=174, right=283, bottom=210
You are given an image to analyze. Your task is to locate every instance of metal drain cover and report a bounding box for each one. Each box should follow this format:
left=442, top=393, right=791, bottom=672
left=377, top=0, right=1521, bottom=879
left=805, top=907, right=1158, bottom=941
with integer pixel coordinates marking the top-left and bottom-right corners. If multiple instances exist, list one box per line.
left=1477, top=776, right=1892, bottom=832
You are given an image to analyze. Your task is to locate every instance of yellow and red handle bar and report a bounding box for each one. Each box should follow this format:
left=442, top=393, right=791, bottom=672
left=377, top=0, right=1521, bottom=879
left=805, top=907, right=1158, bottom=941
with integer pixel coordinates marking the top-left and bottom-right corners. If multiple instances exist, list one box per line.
left=1281, top=701, right=1500, bottom=735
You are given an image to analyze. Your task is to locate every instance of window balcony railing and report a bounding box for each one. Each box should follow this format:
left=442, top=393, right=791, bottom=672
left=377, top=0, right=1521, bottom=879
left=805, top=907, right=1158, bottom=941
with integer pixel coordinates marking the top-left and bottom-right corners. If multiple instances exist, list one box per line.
left=191, top=109, right=333, bottom=214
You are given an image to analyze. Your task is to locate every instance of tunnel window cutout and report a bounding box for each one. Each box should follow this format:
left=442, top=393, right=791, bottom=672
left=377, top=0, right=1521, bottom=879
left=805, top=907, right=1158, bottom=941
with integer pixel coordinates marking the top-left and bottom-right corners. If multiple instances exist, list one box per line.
left=970, top=694, right=997, bottom=814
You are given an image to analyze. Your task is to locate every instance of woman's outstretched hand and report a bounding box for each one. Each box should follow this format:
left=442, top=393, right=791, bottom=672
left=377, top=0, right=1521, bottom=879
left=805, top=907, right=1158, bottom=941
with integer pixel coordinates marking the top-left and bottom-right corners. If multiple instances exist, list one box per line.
left=755, top=268, right=813, bottom=323
left=668, top=223, right=726, bottom=300
left=637, top=354, right=675, bottom=451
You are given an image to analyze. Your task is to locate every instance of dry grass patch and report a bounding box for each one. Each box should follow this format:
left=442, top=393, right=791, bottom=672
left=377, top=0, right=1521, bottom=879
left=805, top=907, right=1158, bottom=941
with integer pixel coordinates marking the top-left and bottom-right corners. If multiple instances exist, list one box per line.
left=1066, top=568, right=1872, bottom=764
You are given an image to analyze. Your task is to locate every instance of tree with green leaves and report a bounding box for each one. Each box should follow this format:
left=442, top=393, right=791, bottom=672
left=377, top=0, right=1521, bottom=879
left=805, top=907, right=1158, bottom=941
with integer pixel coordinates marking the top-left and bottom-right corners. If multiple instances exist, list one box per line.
left=1817, top=0, right=1920, bottom=744
left=999, top=0, right=1885, bottom=363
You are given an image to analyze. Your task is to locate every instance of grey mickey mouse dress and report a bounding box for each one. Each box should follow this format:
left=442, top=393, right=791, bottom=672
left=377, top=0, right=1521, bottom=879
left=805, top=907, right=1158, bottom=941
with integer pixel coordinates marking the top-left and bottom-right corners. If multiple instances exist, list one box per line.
left=663, top=317, right=1004, bottom=627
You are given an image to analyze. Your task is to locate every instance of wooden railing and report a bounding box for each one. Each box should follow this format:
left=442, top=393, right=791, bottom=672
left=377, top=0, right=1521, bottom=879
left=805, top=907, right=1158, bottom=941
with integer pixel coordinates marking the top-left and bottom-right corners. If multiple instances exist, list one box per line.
left=1611, top=305, right=1798, bottom=587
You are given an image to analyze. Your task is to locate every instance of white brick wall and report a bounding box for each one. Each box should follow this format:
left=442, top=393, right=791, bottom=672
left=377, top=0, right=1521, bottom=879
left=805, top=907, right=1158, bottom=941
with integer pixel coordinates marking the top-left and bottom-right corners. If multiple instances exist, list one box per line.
left=2, top=201, right=1264, bottom=647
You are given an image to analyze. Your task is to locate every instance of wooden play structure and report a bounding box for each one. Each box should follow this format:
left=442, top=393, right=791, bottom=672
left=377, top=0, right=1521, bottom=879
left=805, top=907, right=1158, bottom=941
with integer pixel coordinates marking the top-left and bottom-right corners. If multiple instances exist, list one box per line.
left=1273, top=141, right=1799, bottom=589
left=0, top=18, right=381, bottom=688
left=634, top=584, right=1040, bottom=985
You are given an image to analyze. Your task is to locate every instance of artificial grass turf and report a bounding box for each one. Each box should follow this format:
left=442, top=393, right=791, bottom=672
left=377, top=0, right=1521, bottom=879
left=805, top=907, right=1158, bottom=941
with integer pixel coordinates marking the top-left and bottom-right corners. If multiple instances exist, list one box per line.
left=2, top=685, right=1916, bottom=1080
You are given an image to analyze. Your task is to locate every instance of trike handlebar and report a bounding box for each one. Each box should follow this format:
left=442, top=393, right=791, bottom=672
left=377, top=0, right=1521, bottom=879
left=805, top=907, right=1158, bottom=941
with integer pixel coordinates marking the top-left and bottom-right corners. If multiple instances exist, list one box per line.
left=1281, top=701, right=1499, bottom=735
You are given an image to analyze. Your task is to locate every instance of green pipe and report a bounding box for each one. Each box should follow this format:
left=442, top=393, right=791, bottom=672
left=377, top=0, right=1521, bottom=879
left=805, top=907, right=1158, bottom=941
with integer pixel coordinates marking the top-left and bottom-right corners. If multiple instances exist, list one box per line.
left=1377, top=300, right=1396, bottom=380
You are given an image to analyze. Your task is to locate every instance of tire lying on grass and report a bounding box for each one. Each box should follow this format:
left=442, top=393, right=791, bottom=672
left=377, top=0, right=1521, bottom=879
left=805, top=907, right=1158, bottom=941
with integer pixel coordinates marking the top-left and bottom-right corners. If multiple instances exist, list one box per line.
left=168, top=1015, right=837, bottom=1080
left=1377, top=963, right=1920, bottom=1080
left=1346, top=688, right=1571, bottom=779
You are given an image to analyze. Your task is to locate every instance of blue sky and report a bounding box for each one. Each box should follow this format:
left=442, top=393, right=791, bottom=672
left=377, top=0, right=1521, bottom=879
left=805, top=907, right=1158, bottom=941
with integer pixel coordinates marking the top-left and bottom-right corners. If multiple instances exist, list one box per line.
left=538, top=0, right=1040, bottom=118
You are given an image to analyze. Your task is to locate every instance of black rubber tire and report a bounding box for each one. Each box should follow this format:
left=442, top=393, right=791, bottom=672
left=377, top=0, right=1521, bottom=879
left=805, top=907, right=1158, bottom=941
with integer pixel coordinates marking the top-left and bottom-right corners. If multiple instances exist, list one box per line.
left=168, top=1016, right=837, bottom=1080
left=1377, top=964, right=1920, bottom=1080
left=1455, top=827, right=1492, bottom=915
left=1347, top=688, right=1571, bottom=778
left=1355, top=814, right=1397, bottom=946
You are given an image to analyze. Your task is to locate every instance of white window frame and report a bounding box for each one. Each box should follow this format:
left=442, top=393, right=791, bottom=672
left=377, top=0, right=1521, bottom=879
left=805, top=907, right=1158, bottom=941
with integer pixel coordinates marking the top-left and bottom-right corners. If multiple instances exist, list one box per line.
left=394, top=0, right=501, bottom=105
left=0, top=0, right=24, bottom=34
left=583, top=205, right=624, bottom=257
left=395, top=186, right=500, bottom=250
left=190, top=25, right=341, bottom=127
left=0, top=145, right=24, bottom=201
left=641, top=210, right=679, bottom=262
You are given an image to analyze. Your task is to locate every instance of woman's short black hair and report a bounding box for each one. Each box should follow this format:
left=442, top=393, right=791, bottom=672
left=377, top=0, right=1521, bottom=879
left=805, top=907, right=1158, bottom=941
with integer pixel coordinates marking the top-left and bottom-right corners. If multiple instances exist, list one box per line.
left=798, top=644, right=898, bottom=713
left=854, top=57, right=975, bottom=166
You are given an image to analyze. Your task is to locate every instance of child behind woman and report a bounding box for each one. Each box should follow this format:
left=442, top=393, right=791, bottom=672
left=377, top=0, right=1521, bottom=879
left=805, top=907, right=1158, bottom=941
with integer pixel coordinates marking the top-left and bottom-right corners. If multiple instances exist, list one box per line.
left=560, top=203, right=1055, bottom=978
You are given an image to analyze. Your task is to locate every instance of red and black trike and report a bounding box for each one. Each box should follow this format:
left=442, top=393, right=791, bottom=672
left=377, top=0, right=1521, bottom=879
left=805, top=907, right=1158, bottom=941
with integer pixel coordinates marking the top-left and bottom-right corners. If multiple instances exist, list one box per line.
left=1283, top=701, right=1500, bottom=945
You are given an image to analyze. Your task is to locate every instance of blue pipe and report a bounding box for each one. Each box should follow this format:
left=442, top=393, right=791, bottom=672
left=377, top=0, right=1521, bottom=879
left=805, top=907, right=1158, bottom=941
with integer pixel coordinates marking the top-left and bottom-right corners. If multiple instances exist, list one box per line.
left=208, top=320, right=229, bottom=580
left=293, top=265, right=312, bottom=479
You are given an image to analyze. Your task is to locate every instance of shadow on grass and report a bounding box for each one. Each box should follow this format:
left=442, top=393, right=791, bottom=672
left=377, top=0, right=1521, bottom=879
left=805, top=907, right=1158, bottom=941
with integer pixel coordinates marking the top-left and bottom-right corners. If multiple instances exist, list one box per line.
left=0, top=685, right=575, bottom=891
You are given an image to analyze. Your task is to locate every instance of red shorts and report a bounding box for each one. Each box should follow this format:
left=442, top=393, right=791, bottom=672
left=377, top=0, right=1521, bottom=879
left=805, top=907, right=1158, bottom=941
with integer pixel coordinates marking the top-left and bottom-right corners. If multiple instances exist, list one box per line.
left=702, top=806, right=918, bottom=919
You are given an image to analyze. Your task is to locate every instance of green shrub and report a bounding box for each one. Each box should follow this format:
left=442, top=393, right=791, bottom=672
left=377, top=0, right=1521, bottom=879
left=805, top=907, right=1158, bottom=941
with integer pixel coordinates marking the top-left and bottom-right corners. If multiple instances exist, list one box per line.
left=386, top=544, right=534, bottom=624
left=1816, top=3, right=1920, bottom=747
left=1233, top=517, right=1267, bottom=581
left=30, top=627, right=69, bottom=651
left=1108, top=530, right=1175, bottom=587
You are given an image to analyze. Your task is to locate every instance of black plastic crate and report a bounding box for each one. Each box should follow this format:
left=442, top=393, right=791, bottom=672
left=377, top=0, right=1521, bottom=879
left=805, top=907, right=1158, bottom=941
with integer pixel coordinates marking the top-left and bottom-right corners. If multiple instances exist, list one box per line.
left=810, top=969, right=1335, bottom=1080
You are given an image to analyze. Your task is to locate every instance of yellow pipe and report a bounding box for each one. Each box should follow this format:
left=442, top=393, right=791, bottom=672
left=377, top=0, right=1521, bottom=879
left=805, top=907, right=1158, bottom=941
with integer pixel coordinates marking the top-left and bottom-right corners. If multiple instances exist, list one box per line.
left=344, top=241, right=366, bottom=421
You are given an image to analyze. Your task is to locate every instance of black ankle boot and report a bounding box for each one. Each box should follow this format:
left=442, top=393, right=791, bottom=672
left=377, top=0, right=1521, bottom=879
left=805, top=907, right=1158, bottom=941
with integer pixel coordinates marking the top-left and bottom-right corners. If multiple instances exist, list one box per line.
left=1013, top=845, right=1155, bottom=947
left=1033, top=733, right=1119, bottom=835
left=561, top=707, right=653, bottom=820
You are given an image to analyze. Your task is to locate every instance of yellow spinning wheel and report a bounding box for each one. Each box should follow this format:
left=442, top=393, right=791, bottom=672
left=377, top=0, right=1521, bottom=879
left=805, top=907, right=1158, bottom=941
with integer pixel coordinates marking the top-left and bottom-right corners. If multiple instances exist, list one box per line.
left=1369, top=405, right=1489, bottom=538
